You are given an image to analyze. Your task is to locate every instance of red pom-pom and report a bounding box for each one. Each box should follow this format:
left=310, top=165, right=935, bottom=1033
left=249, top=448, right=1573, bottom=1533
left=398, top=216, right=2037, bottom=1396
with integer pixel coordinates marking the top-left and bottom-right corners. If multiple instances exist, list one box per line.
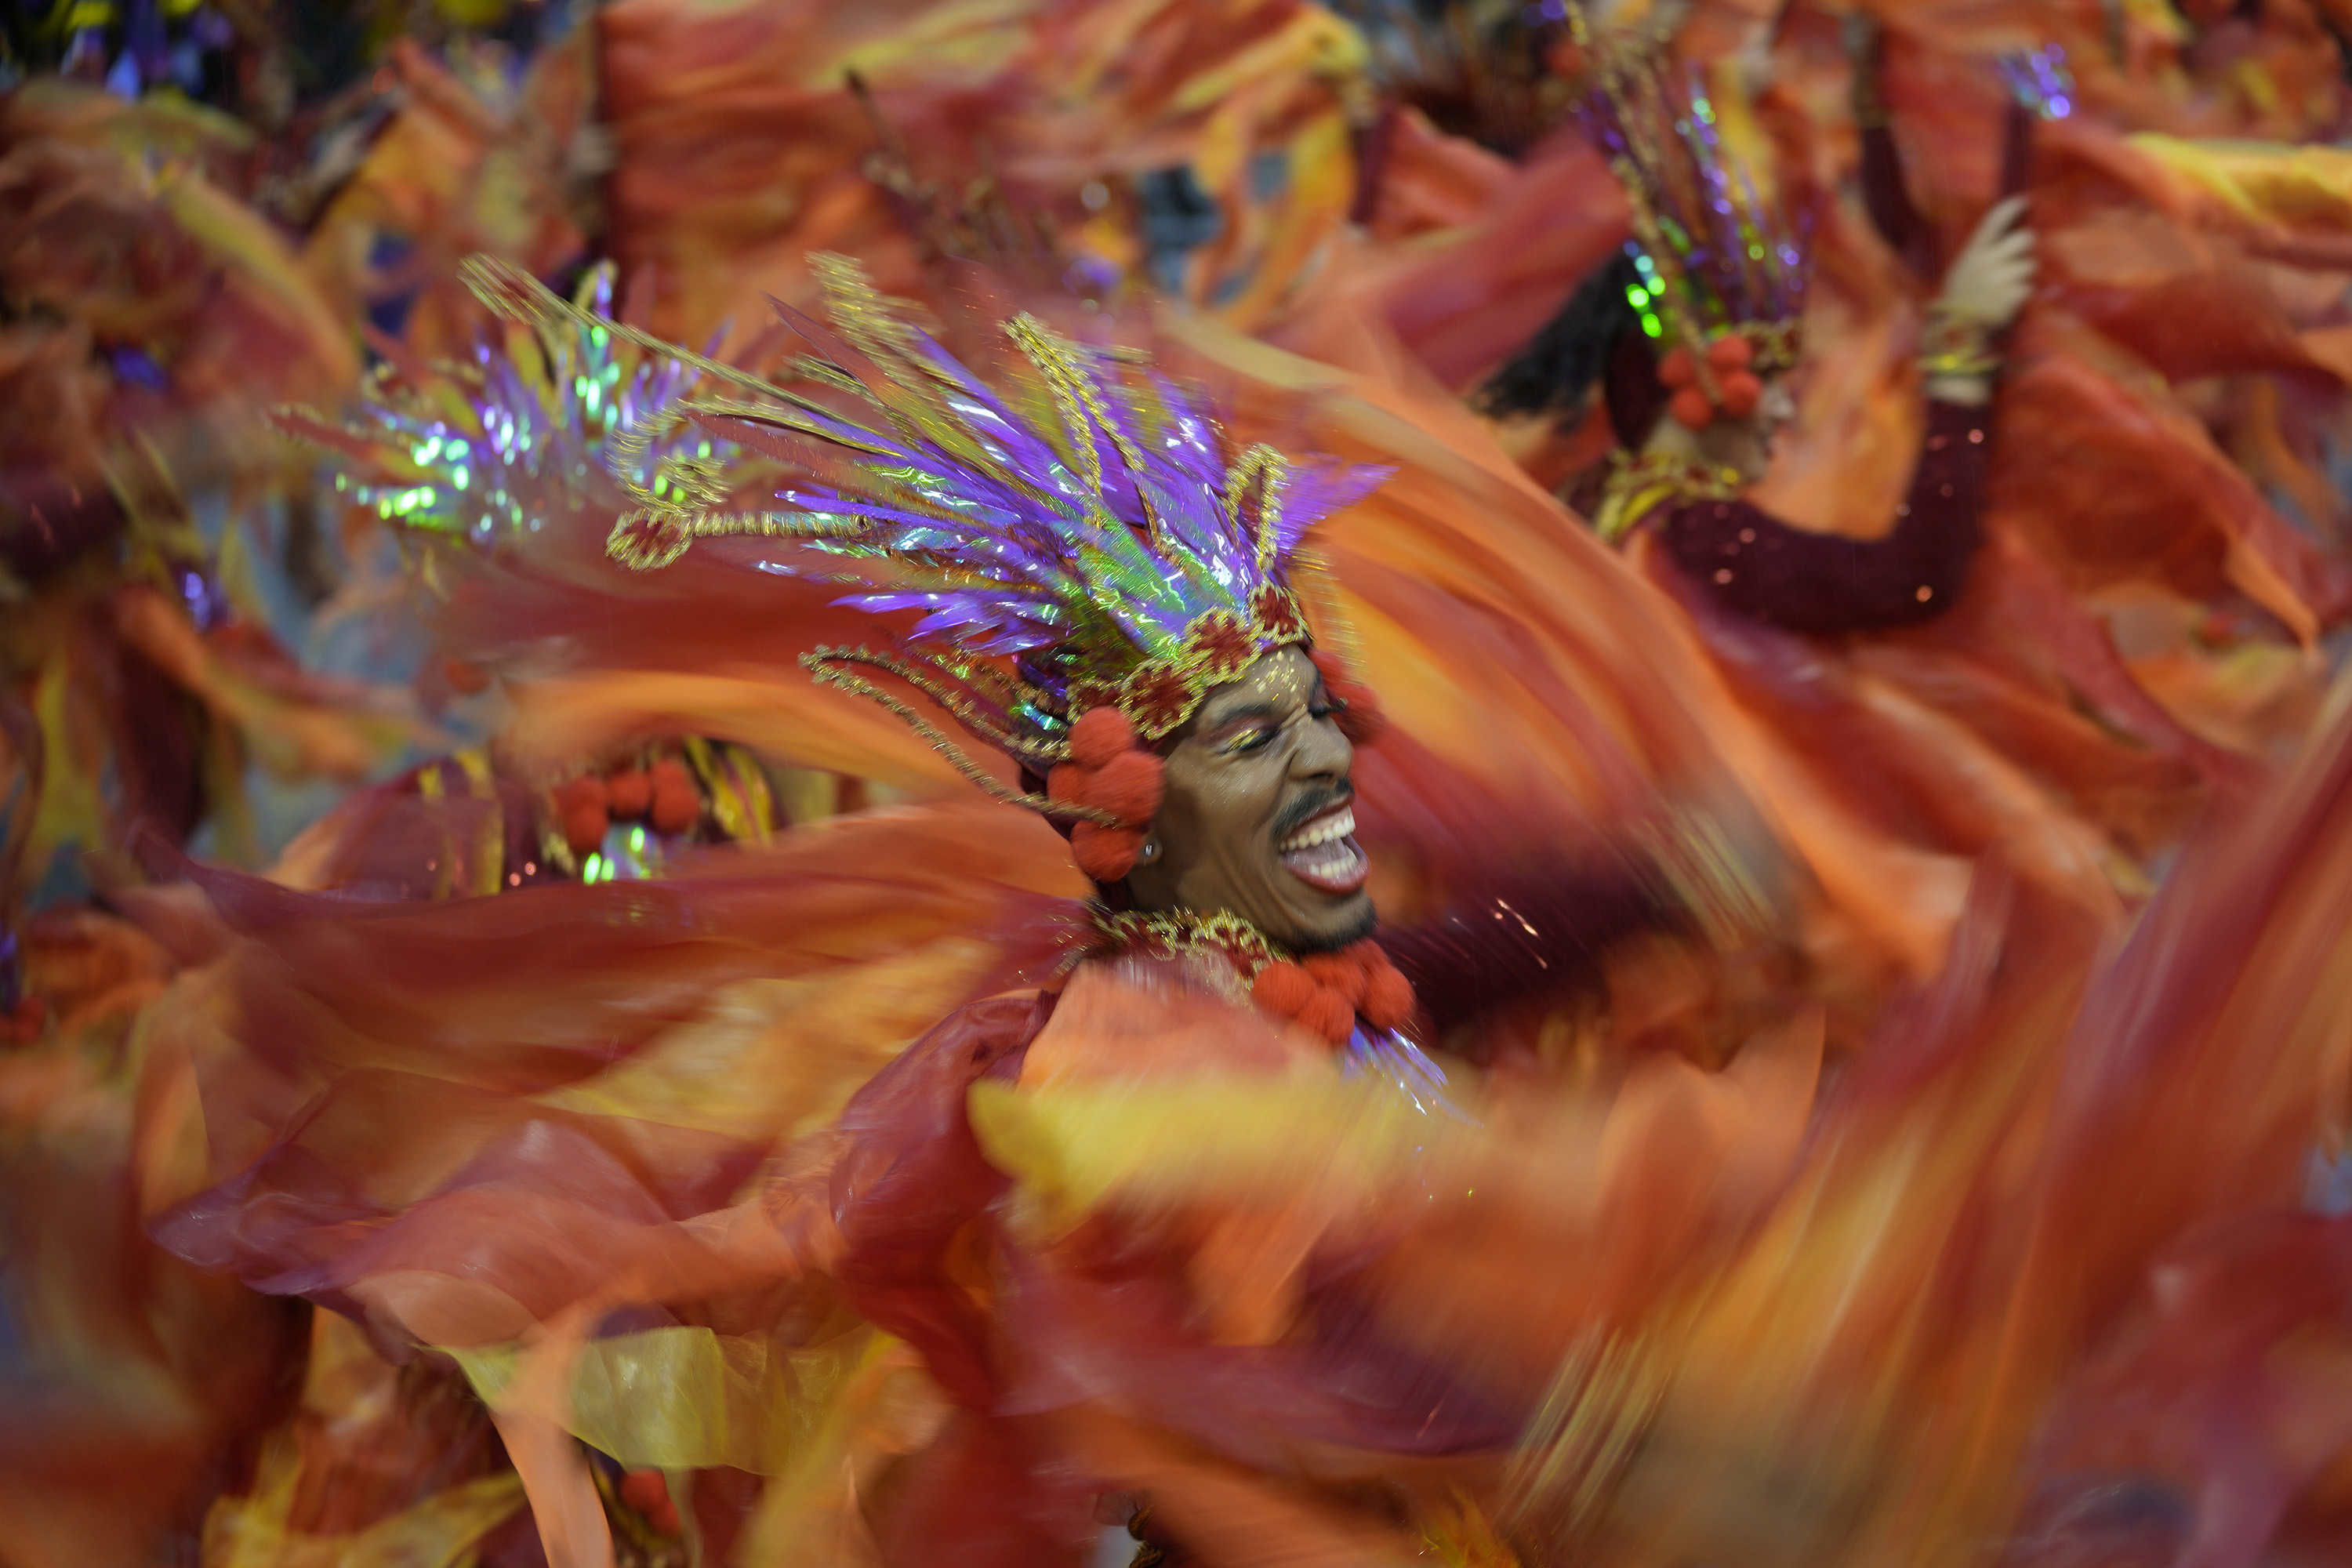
left=1071, top=822, right=1145, bottom=881
left=562, top=802, right=608, bottom=856
left=650, top=781, right=700, bottom=836
left=1047, top=761, right=1095, bottom=804
left=1668, top=387, right=1717, bottom=430
left=604, top=767, right=651, bottom=818
left=648, top=757, right=692, bottom=793
left=1251, top=960, right=1316, bottom=1016
left=619, top=1471, right=669, bottom=1513
left=1301, top=950, right=1370, bottom=1007
left=1361, top=962, right=1417, bottom=1033
left=445, top=658, right=491, bottom=695
left=1658, top=346, right=1697, bottom=388
left=554, top=775, right=610, bottom=814
left=1295, top=988, right=1356, bottom=1044
left=1715, top=371, right=1762, bottom=420
left=1068, top=707, right=1137, bottom=769
left=1084, top=751, right=1164, bottom=826
left=1705, top=333, right=1756, bottom=372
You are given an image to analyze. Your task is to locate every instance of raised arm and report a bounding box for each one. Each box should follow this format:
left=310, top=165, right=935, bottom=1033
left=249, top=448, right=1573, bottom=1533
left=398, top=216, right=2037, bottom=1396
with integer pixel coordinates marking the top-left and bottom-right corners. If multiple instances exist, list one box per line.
left=1658, top=197, right=2034, bottom=633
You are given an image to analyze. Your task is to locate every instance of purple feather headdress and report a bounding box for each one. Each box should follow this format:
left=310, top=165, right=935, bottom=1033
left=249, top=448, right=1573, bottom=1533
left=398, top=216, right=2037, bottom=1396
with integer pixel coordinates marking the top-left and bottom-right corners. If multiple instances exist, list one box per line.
left=457, top=254, right=1388, bottom=804
left=1571, top=5, right=1812, bottom=375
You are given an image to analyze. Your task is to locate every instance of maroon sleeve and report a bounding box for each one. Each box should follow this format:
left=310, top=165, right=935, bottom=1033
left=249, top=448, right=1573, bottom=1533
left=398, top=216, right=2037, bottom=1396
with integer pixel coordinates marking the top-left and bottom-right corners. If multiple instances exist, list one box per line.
left=1658, top=400, right=1989, bottom=633
left=1, top=468, right=125, bottom=580
left=1383, top=853, right=1677, bottom=1043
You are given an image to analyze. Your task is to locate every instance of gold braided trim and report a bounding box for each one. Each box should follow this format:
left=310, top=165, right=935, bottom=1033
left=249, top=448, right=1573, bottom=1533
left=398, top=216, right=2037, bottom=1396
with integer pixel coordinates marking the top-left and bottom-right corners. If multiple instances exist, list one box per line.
left=1004, top=314, right=1168, bottom=544
left=1087, top=907, right=1291, bottom=980
left=607, top=504, right=872, bottom=571
left=1224, top=444, right=1289, bottom=574
left=1591, top=449, right=1743, bottom=545
left=1075, top=584, right=1312, bottom=740
left=801, top=648, right=1122, bottom=825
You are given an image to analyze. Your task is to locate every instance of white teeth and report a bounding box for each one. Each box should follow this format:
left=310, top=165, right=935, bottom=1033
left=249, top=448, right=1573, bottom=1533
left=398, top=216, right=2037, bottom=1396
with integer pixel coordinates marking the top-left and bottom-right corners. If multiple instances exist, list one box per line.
left=1279, top=806, right=1356, bottom=853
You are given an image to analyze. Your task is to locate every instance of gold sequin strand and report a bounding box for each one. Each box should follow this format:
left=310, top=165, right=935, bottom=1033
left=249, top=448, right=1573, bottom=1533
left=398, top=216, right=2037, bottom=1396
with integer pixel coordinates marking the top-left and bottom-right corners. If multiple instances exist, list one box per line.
left=800, top=648, right=1122, bottom=825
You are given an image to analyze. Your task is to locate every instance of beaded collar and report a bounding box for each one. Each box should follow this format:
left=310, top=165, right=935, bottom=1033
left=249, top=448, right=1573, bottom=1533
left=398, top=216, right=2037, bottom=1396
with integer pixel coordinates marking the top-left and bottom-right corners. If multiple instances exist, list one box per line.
left=1084, top=906, right=1289, bottom=982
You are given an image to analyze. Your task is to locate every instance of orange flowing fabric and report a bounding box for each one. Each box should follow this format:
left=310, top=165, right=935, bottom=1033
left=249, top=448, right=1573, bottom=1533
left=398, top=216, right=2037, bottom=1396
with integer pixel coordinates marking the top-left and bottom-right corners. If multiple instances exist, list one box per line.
left=136, top=679, right=2352, bottom=1566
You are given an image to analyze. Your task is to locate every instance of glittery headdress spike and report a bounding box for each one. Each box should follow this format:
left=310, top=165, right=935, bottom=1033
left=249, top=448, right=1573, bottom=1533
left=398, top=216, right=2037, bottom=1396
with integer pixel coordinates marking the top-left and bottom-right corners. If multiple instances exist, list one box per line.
left=1997, top=45, right=2075, bottom=122
left=454, top=255, right=1388, bottom=789
left=1569, top=5, right=1810, bottom=377
left=274, top=263, right=728, bottom=586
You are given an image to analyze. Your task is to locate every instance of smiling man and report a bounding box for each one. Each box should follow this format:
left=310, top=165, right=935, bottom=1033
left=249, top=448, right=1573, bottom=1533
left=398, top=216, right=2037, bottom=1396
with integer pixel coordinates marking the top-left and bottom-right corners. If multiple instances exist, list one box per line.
left=1121, top=646, right=1372, bottom=951
left=332, top=258, right=1493, bottom=1566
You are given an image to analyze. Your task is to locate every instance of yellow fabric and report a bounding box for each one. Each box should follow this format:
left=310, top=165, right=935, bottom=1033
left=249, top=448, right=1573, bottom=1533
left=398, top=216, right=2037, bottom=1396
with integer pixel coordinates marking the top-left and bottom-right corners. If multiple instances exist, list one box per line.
left=967, top=1072, right=1450, bottom=1236
left=537, top=938, right=1021, bottom=1143
left=2127, top=134, right=2352, bottom=233
left=447, top=1326, right=889, bottom=1477
left=201, top=1436, right=522, bottom=1568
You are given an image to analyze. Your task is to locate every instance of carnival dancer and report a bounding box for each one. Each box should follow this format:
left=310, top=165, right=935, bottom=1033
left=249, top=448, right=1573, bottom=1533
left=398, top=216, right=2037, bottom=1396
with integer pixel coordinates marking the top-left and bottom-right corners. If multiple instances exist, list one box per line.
left=132, top=234, right=2352, bottom=1568
left=1486, top=11, right=2034, bottom=633
left=1470, top=13, right=2319, bottom=928
left=267, top=260, right=906, bottom=898
left=140, top=243, right=1798, bottom=1560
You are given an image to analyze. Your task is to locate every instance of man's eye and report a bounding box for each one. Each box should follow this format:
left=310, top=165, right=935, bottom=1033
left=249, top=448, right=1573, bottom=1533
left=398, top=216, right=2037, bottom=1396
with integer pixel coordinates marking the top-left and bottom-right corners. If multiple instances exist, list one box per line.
left=1229, top=725, right=1276, bottom=754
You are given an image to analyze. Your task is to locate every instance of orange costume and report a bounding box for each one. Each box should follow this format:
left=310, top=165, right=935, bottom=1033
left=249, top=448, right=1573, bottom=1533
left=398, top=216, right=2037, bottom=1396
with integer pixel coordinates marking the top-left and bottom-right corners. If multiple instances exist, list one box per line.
left=125, top=249, right=2352, bottom=1568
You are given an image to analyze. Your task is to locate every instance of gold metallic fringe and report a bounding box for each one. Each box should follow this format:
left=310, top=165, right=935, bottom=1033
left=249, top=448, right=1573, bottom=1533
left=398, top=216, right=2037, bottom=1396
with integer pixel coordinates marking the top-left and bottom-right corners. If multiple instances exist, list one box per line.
left=1004, top=314, right=1164, bottom=543
left=808, top=643, right=1065, bottom=766
left=800, top=648, right=1120, bottom=825
left=1500, top=1327, right=1675, bottom=1547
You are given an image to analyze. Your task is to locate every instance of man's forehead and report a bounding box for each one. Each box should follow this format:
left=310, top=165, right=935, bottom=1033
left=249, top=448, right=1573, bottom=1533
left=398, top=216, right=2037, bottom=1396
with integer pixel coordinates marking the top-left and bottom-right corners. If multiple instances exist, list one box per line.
left=1199, top=648, right=1316, bottom=720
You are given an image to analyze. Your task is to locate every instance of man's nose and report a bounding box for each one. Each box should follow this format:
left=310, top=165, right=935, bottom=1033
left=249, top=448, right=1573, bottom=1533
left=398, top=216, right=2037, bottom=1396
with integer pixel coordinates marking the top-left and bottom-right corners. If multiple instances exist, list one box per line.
left=1291, top=714, right=1353, bottom=781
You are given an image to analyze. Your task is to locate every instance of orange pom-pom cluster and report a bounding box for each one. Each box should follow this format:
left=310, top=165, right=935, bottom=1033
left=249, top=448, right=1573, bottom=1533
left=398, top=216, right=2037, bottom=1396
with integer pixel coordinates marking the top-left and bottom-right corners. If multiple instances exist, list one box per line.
left=1659, top=333, right=1766, bottom=431
left=1049, top=707, right=1167, bottom=881
left=1308, top=649, right=1388, bottom=747
left=554, top=752, right=704, bottom=857
left=1248, top=939, right=1415, bottom=1045
left=619, top=1469, right=681, bottom=1536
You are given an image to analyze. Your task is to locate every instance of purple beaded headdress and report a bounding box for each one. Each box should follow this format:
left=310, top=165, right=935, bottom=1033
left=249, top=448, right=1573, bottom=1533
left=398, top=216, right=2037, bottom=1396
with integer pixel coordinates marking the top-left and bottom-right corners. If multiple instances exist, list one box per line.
left=456, top=255, right=1388, bottom=803
left=1571, top=5, right=1812, bottom=376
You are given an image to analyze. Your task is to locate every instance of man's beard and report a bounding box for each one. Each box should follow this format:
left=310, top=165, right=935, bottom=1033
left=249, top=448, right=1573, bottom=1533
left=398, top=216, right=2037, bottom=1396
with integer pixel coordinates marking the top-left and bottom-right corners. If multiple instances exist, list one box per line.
left=1287, top=900, right=1378, bottom=955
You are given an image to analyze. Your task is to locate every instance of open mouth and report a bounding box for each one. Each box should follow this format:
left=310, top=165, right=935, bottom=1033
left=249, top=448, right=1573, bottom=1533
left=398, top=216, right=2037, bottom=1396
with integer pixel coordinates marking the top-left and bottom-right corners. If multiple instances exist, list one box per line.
left=1276, top=804, right=1369, bottom=895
